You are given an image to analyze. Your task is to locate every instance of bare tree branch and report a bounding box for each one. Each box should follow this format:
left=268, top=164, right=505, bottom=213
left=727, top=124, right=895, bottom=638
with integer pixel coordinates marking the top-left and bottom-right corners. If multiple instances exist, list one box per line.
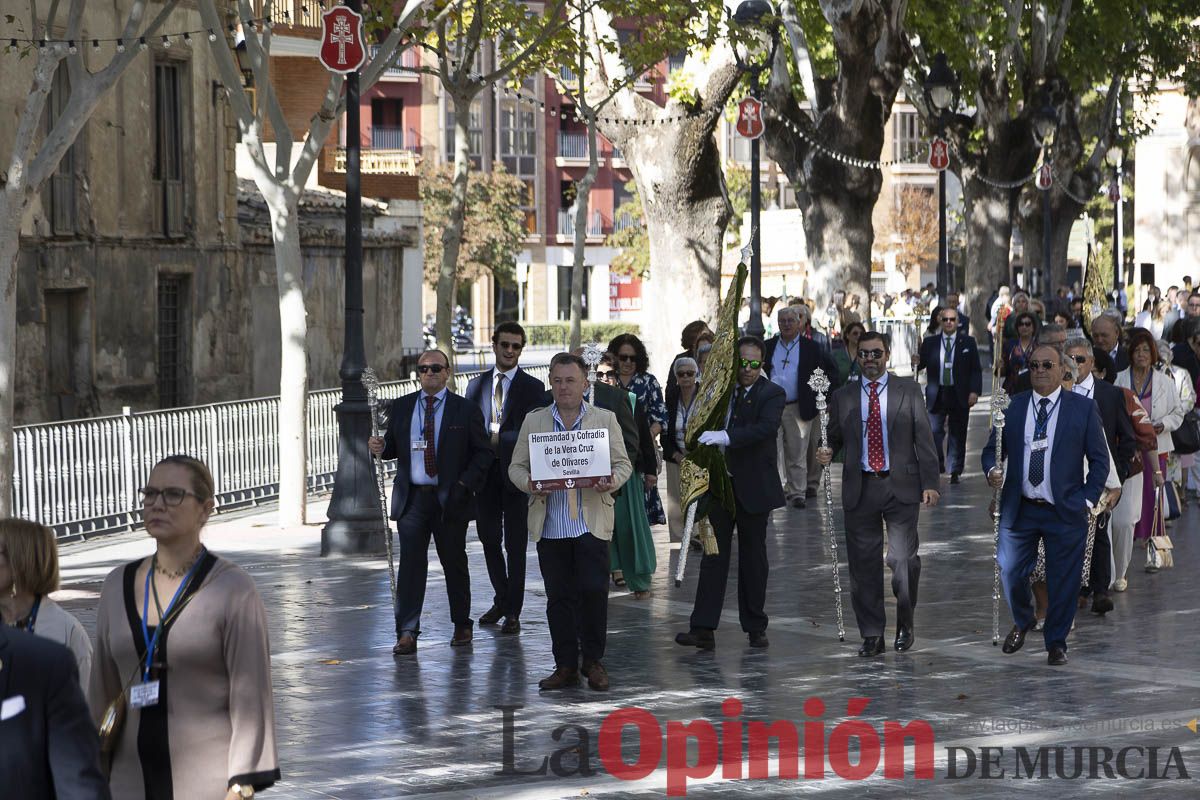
left=1048, top=0, right=1073, bottom=65
left=775, top=0, right=817, bottom=110
left=1031, top=1, right=1048, bottom=79
left=1085, top=72, right=1123, bottom=170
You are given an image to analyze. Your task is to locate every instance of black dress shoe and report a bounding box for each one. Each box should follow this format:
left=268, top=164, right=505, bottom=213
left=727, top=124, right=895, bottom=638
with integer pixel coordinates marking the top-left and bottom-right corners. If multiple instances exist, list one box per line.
left=500, top=617, right=521, bottom=634
left=858, top=636, right=885, bottom=657
left=894, top=627, right=914, bottom=652
left=674, top=629, right=715, bottom=650
left=950, top=473, right=961, bottom=484
left=479, top=604, right=504, bottom=625
left=1047, top=646, right=1068, bottom=666
left=1091, top=594, right=1114, bottom=615
left=1001, top=623, right=1034, bottom=654
left=790, top=497, right=807, bottom=509
left=748, top=631, right=769, bottom=648
left=805, top=488, right=818, bottom=499
left=450, top=624, right=473, bottom=646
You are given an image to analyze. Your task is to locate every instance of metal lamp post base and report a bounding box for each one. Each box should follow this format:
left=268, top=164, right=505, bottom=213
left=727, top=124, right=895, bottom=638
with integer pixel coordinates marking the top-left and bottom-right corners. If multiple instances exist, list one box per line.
left=321, top=398, right=389, bottom=556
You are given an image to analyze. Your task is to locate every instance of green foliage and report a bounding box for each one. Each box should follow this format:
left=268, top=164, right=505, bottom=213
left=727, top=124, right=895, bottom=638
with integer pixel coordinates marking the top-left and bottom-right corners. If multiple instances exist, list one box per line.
left=523, top=321, right=641, bottom=347
left=607, top=180, right=650, bottom=279
left=420, top=161, right=527, bottom=287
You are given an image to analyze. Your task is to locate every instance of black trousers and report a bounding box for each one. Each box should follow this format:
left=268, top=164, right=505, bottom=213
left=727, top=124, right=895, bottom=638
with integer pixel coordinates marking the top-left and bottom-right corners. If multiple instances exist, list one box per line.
left=537, top=532, right=609, bottom=669
left=929, top=388, right=970, bottom=475
left=476, top=465, right=530, bottom=618
left=395, top=486, right=472, bottom=637
left=1082, top=511, right=1112, bottom=597
left=689, top=494, right=769, bottom=633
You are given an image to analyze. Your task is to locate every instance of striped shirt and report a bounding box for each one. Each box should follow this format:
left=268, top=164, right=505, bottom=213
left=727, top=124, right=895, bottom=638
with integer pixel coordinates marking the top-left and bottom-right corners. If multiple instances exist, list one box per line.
left=540, top=403, right=591, bottom=540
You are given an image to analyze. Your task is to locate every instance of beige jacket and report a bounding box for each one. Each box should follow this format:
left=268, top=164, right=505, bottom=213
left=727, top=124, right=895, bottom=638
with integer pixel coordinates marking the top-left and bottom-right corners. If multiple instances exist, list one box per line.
left=509, top=403, right=632, bottom=542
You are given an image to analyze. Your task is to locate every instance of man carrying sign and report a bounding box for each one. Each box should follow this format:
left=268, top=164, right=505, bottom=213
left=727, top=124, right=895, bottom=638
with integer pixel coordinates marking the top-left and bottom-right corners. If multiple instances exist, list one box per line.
left=510, top=353, right=632, bottom=692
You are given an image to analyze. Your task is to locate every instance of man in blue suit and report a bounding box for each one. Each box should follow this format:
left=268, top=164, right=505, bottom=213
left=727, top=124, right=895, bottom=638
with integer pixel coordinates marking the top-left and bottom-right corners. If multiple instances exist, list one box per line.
left=982, top=344, right=1109, bottom=666
left=915, top=306, right=982, bottom=483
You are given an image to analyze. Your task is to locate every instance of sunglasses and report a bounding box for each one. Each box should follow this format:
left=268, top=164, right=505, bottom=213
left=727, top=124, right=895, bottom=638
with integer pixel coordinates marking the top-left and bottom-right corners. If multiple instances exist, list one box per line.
left=859, top=348, right=886, bottom=360
left=497, top=342, right=523, bottom=351
left=1028, top=360, right=1057, bottom=372
left=675, top=370, right=697, bottom=378
left=596, top=369, right=616, bottom=378
left=1018, top=320, right=1034, bottom=327
left=941, top=316, right=958, bottom=323
left=1071, top=354, right=1088, bottom=364
left=139, top=487, right=202, bottom=507
left=418, top=364, right=447, bottom=374
left=739, top=358, right=763, bottom=370
left=617, top=354, right=638, bottom=363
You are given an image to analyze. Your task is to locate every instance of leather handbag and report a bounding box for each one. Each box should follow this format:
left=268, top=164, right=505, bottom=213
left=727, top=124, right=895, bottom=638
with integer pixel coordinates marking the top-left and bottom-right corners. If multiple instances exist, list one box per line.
left=1163, top=480, right=1182, bottom=522
left=99, top=658, right=146, bottom=761
left=1172, top=409, right=1200, bottom=456
left=1147, top=489, right=1175, bottom=570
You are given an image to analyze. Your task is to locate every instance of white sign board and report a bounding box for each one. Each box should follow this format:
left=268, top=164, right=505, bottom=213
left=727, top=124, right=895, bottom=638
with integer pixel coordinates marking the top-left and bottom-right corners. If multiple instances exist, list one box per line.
left=528, top=428, right=611, bottom=491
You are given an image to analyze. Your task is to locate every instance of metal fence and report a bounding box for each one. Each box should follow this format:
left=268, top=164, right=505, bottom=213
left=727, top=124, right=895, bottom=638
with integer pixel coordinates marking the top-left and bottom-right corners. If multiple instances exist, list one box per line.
left=12, top=366, right=550, bottom=541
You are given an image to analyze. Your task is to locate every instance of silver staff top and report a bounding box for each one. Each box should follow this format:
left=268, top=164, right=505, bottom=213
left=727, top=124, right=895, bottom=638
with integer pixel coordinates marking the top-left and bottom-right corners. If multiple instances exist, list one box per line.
left=808, top=367, right=831, bottom=407
left=582, top=342, right=604, bottom=384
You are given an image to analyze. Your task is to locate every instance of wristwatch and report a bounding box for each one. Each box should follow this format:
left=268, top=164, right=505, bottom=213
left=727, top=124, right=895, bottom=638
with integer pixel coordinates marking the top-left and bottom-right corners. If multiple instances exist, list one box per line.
left=230, top=784, right=255, bottom=798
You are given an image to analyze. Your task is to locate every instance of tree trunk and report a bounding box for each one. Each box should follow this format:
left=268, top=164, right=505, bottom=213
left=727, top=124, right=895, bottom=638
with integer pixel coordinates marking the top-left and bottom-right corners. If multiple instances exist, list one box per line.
left=0, top=192, right=22, bottom=517
left=266, top=192, right=309, bottom=527
left=962, top=178, right=1016, bottom=352
left=795, top=182, right=876, bottom=323
left=568, top=120, right=600, bottom=352
left=437, top=91, right=477, bottom=361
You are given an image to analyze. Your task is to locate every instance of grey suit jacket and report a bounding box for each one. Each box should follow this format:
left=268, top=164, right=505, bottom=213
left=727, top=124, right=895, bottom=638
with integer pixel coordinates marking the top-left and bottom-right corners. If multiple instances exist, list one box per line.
left=826, top=374, right=941, bottom=509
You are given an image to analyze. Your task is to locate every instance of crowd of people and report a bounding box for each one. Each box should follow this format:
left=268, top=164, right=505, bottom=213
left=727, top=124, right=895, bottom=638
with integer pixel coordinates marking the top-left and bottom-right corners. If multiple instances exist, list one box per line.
left=8, top=279, right=1200, bottom=795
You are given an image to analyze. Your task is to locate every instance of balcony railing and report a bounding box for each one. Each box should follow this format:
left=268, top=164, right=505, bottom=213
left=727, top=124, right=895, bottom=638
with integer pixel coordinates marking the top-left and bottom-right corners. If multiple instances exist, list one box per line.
left=370, top=126, right=421, bottom=152
left=613, top=210, right=639, bottom=232
left=369, top=45, right=421, bottom=77
left=557, top=131, right=591, bottom=160
left=329, top=148, right=419, bottom=175
left=256, top=0, right=329, bottom=29
left=558, top=209, right=604, bottom=238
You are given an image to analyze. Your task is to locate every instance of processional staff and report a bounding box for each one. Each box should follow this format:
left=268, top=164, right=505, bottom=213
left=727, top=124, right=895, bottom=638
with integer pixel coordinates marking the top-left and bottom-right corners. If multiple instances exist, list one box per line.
left=986, top=315, right=1010, bottom=646
left=808, top=367, right=845, bottom=641
left=363, top=367, right=398, bottom=615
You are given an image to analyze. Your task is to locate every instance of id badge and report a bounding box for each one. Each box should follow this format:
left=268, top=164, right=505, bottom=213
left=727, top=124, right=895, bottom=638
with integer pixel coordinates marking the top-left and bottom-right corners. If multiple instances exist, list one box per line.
left=489, top=422, right=501, bottom=435
left=1032, top=439, right=1049, bottom=452
left=130, top=680, right=160, bottom=708
left=411, top=439, right=428, bottom=451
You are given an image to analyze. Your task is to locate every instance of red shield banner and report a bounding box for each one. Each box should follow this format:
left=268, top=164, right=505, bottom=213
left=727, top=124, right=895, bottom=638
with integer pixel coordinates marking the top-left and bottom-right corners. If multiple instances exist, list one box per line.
left=735, top=97, right=764, bottom=139
left=1036, top=163, right=1053, bottom=191
left=1108, top=180, right=1121, bottom=203
left=319, top=6, right=367, bottom=75
left=928, top=136, right=949, bottom=171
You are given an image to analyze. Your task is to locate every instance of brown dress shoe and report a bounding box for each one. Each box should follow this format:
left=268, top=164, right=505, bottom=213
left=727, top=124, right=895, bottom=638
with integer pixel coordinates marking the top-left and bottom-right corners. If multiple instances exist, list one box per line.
left=479, top=604, right=505, bottom=625
left=450, top=624, right=473, bottom=646
left=393, top=634, right=417, bottom=656
left=500, top=617, right=520, bottom=634
left=538, top=667, right=579, bottom=690
left=583, top=661, right=610, bottom=691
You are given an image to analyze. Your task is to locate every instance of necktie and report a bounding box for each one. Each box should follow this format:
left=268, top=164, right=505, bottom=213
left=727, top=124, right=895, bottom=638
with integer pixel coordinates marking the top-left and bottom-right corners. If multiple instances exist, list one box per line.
left=867, top=381, right=884, bottom=472
left=942, top=337, right=954, bottom=386
left=1028, top=397, right=1050, bottom=486
left=424, top=395, right=438, bottom=477
left=491, top=375, right=505, bottom=446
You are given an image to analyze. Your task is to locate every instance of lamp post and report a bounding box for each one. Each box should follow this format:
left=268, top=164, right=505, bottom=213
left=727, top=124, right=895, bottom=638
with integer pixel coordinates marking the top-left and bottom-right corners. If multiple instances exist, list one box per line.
left=322, top=0, right=387, bottom=555
left=1106, top=141, right=1123, bottom=293
left=923, top=52, right=959, bottom=301
left=1032, top=104, right=1058, bottom=302
left=731, top=0, right=779, bottom=339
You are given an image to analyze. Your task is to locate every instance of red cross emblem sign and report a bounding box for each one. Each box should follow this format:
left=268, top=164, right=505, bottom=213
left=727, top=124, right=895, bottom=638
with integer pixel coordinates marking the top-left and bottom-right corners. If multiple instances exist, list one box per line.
left=319, top=6, right=367, bottom=75
left=736, top=97, right=764, bottom=140
left=928, top=137, right=949, bottom=171
left=1036, top=163, right=1053, bottom=191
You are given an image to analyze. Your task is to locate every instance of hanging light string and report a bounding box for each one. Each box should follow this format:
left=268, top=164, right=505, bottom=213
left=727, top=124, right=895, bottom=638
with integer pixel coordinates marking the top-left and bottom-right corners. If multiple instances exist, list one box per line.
left=1, top=15, right=285, bottom=54
left=760, top=98, right=933, bottom=170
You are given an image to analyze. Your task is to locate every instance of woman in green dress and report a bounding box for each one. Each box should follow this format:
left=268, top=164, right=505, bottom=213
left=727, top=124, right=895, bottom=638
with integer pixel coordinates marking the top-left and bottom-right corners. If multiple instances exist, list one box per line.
left=831, top=321, right=865, bottom=385
left=597, top=354, right=657, bottom=598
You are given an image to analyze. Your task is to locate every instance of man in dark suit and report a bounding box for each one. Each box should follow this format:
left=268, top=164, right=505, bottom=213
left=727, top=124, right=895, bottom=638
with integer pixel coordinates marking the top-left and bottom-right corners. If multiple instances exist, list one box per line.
left=1090, top=313, right=1128, bottom=373
left=464, top=322, right=546, bottom=634
left=914, top=306, right=982, bottom=483
left=763, top=306, right=837, bottom=508
left=675, top=336, right=786, bottom=650
left=0, top=626, right=109, bottom=800
left=983, top=345, right=1109, bottom=666
left=817, top=331, right=941, bottom=656
left=369, top=349, right=493, bottom=656
left=1065, top=338, right=1132, bottom=615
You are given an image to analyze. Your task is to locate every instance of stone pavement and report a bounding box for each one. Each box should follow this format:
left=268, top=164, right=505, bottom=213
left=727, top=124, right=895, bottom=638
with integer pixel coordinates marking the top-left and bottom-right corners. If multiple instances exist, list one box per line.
left=56, top=402, right=1200, bottom=798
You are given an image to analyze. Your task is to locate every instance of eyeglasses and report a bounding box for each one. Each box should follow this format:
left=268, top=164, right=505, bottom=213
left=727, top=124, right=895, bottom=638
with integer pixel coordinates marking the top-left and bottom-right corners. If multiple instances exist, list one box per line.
left=859, top=348, right=886, bottom=360
left=1028, top=360, right=1057, bottom=372
left=675, top=371, right=696, bottom=378
left=941, top=316, right=958, bottom=323
left=497, top=342, right=523, bottom=351
left=617, top=354, right=638, bottom=363
left=1071, top=355, right=1089, bottom=364
left=417, top=364, right=447, bottom=374
left=739, top=358, right=763, bottom=370
left=139, top=487, right=201, bottom=507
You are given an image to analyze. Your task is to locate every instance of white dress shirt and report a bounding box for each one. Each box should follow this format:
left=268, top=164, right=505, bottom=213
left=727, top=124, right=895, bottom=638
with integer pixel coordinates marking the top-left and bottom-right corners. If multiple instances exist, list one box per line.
left=1022, top=387, right=1062, bottom=503
left=1073, top=373, right=1095, bottom=400
left=488, top=365, right=518, bottom=425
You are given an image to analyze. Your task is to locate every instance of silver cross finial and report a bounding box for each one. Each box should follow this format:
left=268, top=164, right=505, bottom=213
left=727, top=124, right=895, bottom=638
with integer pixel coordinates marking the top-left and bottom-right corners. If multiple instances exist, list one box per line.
left=582, top=342, right=604, bottom=384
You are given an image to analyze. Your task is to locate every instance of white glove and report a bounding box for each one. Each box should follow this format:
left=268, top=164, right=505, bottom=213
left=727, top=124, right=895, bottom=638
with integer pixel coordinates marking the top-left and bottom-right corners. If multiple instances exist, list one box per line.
left=699, top=431, right=730, bottom=447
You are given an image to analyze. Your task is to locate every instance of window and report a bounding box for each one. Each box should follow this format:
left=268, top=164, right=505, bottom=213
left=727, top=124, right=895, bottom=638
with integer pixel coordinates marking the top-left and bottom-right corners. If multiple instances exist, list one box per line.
left=157, top=275, right=189, bottom=408
left=557, top=265, right=591, bottom=320
left=44, top=64, right=79, bottom=235
left=724, top=122, right=751, bottom=164
left=153, top=61, right=186, bottom=237
left=498, top=77, right=539, bottom=233
left=370, top=98, right=405, bottom=149
left=44, top=290, right=91, bottom=420
left=892, top=110, right=926, bottom=163
left=445, top=97, right=484, bottom=168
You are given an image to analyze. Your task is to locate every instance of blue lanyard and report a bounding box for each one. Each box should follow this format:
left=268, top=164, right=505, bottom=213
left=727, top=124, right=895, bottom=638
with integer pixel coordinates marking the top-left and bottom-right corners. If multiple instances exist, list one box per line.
left=17, top=595, right=42, bottom=634
left=1033, top=394, right=1061, bottom=439
left=141, top=554, right=204, bottom=682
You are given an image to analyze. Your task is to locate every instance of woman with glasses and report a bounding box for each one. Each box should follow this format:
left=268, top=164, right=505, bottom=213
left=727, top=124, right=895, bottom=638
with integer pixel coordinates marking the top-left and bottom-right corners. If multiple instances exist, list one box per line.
left=596, top=355, right=657, bottom=597
left=1114, top=329, right=1184, bottom=573
left=89, top=455, right=279, bottom=799
left=662, top=357, right=701, bottom=544
left=608, top=333, right=668, bottom=526
left=1001, top=311, right=1040, bottom=395
left=832, top=321, right=866, bottom=385
left=0, top=518, right=92, bottom=681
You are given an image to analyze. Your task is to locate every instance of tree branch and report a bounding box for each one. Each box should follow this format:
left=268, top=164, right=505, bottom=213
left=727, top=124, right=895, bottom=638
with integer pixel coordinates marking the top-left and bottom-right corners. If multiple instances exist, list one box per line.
left=1030, top=0, right=1048, bottom=79
left=1047, top=0, right=1073, bottom=66
left=478, top=0, right=570, bottom=86
left=1085, top=72, right=1122, bottom=171
left=776, top=0, right=817, bottom=110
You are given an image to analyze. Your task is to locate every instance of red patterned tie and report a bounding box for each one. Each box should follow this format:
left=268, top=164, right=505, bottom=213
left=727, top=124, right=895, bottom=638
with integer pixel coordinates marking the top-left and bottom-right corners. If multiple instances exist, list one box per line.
left=424, top=395, right=438, bottom=477
left=867, top=381, right=884, bottom=472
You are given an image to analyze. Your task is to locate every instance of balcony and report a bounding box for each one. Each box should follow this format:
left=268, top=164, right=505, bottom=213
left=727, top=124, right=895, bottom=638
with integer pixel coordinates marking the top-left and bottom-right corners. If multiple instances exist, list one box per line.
left=555, top=131, right=592, bottom=167
left=370, top=126, right=422, bottom=153
left=610, top=146, right=627, bottom=169
left=318, top=146, right=419, bottom=200
left=254, top=0, right=329, bottom=32
left=557, top=209, right=604, bottom=243
left=613, top=210, right=639, bottom=233
left=369, top=45, right=421, bottom=80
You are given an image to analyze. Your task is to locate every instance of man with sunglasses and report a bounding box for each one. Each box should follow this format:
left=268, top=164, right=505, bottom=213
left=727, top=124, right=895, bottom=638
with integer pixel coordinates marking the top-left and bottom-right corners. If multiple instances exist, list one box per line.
left=816, top=332, right=940, bottom=657
left=464, top=323, right=547, bottom=635
left=983, top=345, right=1110, bottom=666
left=675, top=337, right=785, bottom=651
left=915, top=306, right=982, bottom=484
left=368, top=350, right=494, bottom=656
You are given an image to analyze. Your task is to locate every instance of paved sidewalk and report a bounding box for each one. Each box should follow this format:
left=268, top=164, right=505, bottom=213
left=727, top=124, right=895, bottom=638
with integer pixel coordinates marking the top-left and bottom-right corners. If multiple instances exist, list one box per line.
left=56, top=406, right=1200, bottom=798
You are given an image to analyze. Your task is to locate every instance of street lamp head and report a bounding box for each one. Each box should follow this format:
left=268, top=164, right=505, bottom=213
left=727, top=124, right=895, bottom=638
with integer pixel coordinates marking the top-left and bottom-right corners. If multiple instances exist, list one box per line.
left=731, top=0, right=779, bottom=72
left=1106, top=143, right=1122, bottom=166
left=923, top=52, right=958, bottom=114
left=733, top=0, right=775, bottom=26
left=1032, top=104, right=1058, bottom=147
